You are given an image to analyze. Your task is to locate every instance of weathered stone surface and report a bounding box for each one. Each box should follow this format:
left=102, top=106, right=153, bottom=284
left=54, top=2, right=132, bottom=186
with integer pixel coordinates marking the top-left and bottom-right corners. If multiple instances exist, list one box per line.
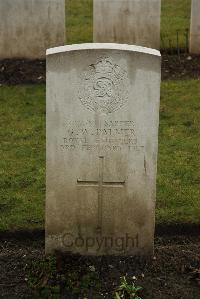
left=190, top=0, right=200, bottom=54
left=46, top=43, right=161, bottom=256
left=0, top=0, right=65, bottom=59
left=93, top=0, right=161, bottom=49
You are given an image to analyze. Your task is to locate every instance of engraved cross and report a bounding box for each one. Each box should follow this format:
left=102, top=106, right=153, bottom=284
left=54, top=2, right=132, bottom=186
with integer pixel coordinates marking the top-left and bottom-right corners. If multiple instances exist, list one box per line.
left=77, top=156, right=125, bottom=233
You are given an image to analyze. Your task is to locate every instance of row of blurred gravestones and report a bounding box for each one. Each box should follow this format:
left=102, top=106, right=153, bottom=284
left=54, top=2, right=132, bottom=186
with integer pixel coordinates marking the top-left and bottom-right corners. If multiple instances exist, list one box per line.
left=0, top=0, right=199, bottom=60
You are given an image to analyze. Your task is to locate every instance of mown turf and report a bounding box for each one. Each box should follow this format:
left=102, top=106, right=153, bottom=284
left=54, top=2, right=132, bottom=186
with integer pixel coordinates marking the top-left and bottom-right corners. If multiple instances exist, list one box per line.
left=0, top=85, right=45, bottom=231
left=66, top=0, right=93, bottom=44
left=0, top=81, right=199, bottom=231
left=65, top=0, right=191, bottom=48
left=161, top=0, right=191, bottom=49
left=157, top=80, right=200, bottom=223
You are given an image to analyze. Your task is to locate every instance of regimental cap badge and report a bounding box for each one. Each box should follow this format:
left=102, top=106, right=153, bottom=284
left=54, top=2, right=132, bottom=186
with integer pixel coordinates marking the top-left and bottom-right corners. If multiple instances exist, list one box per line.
left=78, top=56, right=129, bottom=114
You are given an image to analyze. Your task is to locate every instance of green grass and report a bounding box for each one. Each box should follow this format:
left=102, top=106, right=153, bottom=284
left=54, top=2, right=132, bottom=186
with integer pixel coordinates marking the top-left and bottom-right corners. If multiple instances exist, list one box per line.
left=0, top=85, right=45, bottom=230
left=0, top=81, right=199, bottom=231
left=66, top=0, right=93, bottom=44
left=161, top=0, right=191, bottom=49
left=157, top=80, right=200, bottom=223
left=65, top=0, right=191, bottom=48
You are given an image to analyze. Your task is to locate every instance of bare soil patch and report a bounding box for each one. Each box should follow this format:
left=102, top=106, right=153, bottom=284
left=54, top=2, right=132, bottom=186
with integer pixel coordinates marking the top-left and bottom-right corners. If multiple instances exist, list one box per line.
left=0, top=54, right=200, bottom=85
left=162, top=53, right=200, bottom=80
left=0, top=59, right=45, bottom=85
left=0, top=235, right=199, bottom=298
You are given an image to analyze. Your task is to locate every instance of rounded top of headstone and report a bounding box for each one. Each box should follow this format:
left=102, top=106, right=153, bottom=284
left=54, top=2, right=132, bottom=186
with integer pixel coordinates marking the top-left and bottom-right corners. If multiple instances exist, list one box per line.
left=46, top=43, right=161, bottom=57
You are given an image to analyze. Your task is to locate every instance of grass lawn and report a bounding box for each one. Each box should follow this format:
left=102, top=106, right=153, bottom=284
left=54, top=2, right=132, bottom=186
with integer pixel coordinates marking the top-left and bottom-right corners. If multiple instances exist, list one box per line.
left=161, top=0, right=191, bottom=49
left=0, top=86, right=45, bottom=231
left=65, top=0, right=191, bottom=48
left=66, top=0, right=93, bottom=44
left=157, top=80, right=200, bottom=223
left=0, top=81, right=199, bottom=231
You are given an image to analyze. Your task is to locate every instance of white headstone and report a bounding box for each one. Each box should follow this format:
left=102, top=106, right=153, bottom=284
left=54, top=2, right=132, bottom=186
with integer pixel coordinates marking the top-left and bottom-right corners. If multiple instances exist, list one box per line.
left=190, top=0, right=200, bottom=54
left=93, top=0, right=161, bottom=49
left=0, top=0, right=65, bottom=59
left=46, top=43, right=161, bottom=256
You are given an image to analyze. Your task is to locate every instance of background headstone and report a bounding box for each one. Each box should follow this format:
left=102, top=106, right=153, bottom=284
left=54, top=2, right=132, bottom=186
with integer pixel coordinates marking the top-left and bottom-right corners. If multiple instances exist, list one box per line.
left=0, top=0, right=65, bottom=59
left=93, top=0, right=161, bottom=49
left=46, top=43, right=161, bottom=256
left=190, top=0, right=200, bottom=54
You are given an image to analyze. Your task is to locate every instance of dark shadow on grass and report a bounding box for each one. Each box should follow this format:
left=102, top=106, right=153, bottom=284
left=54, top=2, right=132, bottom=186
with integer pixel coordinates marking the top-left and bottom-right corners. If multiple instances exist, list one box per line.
left=0, top=223, right=199, bottom=241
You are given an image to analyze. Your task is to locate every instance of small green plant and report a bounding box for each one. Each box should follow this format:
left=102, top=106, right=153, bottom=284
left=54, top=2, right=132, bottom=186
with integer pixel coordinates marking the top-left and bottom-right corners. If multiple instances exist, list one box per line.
left=28, top=257, right=101, bottom=297
left=114, top=276, right=142, bottom=299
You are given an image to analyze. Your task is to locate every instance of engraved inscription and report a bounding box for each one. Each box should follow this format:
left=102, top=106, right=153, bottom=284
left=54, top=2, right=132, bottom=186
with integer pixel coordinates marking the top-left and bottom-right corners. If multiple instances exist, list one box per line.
left=78, top=57, right=129, bottom=114
left=60, top=119, right=144, bottom=152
